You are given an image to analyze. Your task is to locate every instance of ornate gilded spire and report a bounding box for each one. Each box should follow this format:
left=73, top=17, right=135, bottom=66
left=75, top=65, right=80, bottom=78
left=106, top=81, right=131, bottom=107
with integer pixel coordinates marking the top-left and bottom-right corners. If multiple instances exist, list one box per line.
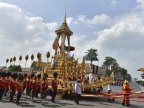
left=64, top=13, right=66, bottom=23
left=55, top=14, right=73, bottom=35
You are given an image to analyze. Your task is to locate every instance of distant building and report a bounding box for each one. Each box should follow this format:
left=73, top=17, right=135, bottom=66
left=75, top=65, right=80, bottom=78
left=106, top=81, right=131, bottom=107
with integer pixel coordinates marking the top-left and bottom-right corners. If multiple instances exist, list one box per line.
left=85, top=63, right=106, bottom=77
left=31, top=61, right=48, bottom=71
left=0, top=66, right=7, bottom=71
left=22, top=68, right=31, bottom=73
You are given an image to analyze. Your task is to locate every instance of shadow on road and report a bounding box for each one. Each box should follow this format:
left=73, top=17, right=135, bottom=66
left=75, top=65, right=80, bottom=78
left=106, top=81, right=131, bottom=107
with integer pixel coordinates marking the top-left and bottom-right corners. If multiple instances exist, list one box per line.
left=16, top=102, right=36, bottom=107
left=79, top=103, right=95, bottom=107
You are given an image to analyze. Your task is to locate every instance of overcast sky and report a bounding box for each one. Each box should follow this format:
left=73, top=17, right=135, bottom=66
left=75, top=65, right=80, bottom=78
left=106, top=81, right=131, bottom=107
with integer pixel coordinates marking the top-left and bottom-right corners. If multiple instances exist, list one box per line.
left=0, top=0, right=144, bottom=79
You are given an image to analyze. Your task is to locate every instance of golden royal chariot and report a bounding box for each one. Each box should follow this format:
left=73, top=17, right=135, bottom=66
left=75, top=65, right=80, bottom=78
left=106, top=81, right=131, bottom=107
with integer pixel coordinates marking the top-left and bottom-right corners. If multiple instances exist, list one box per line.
left=37, top=15, right=114, bottom=97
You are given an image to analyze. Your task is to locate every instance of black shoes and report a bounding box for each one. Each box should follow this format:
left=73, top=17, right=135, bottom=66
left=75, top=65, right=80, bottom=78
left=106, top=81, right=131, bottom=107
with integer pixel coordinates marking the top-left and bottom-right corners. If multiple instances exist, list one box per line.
left=51, top=99, right=54, bottom=102
left=74, top=100, right=79, bottom=104
left=122, top=103, right=130, bottom=107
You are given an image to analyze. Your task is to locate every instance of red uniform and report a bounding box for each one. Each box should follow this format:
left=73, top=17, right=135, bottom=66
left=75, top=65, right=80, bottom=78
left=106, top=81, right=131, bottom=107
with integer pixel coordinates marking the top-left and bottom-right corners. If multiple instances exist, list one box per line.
left=6, top=77, right=12, bottom=88
left=0, top=78, right=7, bottom=90
left=23, top=78, right=29, bottom=90
left=23, top=78, right=31, bottom=96
left=17, top=81, right=23, bottom=93
left=16, top=81, right=23, bottom=104
left=40, top=80, right=48, bottom=99
left=36, top=79, right=41, bottom=92
left=52, top=80, right=58, bottom=91
left=0, top=78, right=7, bottom=100
left=10, top=80, right=17, bottom=102
left=0, top=77, right=2, bottom=90
left=10, top=80, right=17, bottom=91
left=40, top=81, right=47, bottom=92
left=31, top=80, right=36, bottom=91
left=51, top=79, right=58, bottom=102
left=31, top=79, right=37, bottom=99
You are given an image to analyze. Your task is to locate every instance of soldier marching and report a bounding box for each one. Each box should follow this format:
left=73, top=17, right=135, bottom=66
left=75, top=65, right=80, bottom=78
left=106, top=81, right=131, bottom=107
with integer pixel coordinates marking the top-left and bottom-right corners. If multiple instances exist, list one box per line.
left=0, top=71, right=53, bottom=105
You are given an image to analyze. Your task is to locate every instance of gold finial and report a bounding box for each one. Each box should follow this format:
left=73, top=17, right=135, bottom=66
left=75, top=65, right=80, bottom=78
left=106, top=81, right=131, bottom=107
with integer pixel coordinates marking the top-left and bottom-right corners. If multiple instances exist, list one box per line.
left=64, top=13, right=67, bottom=23
left=64, top=0, right=67, bottom=23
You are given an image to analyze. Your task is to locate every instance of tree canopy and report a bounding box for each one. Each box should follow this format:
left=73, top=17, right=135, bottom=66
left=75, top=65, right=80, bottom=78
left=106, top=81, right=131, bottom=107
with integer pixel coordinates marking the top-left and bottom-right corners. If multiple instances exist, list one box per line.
left=102, top=56, right=132, bottom=81
left=8, top=65, right=22, bottom=72
left=85, top=48, right=98, bottom=65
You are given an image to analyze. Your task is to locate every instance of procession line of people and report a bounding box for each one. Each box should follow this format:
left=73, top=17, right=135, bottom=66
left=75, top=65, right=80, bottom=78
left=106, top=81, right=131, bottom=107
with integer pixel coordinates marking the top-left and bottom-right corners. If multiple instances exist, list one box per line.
left=0, top=71, right=132, bottom=107
left=0, top=71, right=59, bottom=105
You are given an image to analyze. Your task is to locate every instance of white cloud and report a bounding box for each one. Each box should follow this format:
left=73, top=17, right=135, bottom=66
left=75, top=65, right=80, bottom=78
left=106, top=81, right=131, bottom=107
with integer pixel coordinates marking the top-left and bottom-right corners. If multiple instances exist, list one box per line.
left=136, top=0, right=144, bottom=10
left=94, top=10, right=144, bottom=79
left=111, top=0, right=118, bottom=5
left=88, top=14, right=110, bottom=25
left=65, top=0, right=144, bottom=79
left=75, top=14, right=110, bottom=26
left=0, top=2, right=57, bottom=67
left=137, top=0, right=144, bottom=5
left=46, top=22, right=57, bottom=31
left=66, top=17, right=73, bottom=25
left=0, top=1, right=144, bottom=80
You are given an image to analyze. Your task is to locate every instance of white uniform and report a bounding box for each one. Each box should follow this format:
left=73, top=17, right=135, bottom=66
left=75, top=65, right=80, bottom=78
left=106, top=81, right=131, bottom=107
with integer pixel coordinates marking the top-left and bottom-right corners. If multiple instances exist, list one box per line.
left=51, top=58, right=56, bottom=69
left=108, top=84, right=112, bottom=91
left=66, top=51, right=71, bottom=59
left=74, top=82, right=82, bottom=94
left=89, top=73, right=93, bottom=84
left=108, top=84, right=112, bottom=94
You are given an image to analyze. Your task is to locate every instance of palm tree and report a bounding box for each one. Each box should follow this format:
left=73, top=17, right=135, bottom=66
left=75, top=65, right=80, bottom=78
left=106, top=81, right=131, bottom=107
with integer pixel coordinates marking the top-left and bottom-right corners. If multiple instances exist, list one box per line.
left=46, top=51, right=50, bottom=63
left=25, top=55, right=29, bottom=68
left=119, top=67, right=128, bottom=80
left=13, top=56, right=16, bottom=65
left=31, top=54, right=34, bottom=65
left=102, top=56, right=119, bottom=76
left=126, top=74, right=132, bottom=81
left=85, top=48, right=98, bottom=66
left=10, top=58, right=13, bottom=65
left=6, top=58, right=9, bottom=67
left=19, top=55, right=22, bottom=65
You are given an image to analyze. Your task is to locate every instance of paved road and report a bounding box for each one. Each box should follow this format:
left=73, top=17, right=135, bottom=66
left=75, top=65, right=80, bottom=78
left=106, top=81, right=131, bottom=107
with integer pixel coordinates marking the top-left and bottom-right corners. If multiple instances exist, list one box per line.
left=0, top=81, right=144, bottom=108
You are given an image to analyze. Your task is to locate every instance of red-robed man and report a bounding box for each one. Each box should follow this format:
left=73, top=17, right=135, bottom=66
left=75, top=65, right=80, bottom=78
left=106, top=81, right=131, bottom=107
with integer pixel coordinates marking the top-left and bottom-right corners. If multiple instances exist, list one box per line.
left=51, top=72, right=58, bottom=102
left=0, top=72, right=7, bottom=100
left=16, top=74, right=24, bottom=104
left=40, top=77, right=48, bottom=100
left=10, top=73, right=18, bottom=102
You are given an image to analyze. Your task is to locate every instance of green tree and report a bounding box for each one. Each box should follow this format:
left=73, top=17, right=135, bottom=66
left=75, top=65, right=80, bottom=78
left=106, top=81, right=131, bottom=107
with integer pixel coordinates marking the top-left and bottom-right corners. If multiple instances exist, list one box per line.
left=119, top=67, right=128, bottom=80
left=102, top=56, right=132, bottom=81
left=19, top=55, right=22, bottom=65
left=6, top=58, right=9, bottom=67
left=25, top=55, right=29, bottom=68
left=85, top=48, right=98, bottom=65
left=13, top=56, right=16, bottom=65
left=126, top=74, right=132, bottom=82
left=46, top=51, right=50, bottom=63
left=102, top=56, right=119, bottom=76
left=8, top=65, right=22, bottom=72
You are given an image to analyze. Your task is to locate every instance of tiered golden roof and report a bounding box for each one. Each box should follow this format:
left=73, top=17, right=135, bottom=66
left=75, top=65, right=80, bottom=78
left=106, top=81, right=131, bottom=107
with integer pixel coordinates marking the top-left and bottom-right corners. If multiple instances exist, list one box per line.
left=55, top=14, right=73, bottom=36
